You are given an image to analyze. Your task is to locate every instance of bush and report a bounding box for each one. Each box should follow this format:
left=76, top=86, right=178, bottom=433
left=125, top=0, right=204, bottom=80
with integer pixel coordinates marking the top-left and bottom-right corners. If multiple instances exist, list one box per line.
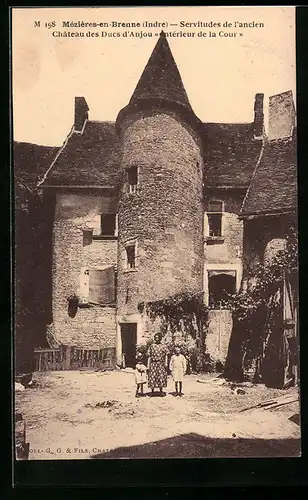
left=136, top=334, right=216, bottom=374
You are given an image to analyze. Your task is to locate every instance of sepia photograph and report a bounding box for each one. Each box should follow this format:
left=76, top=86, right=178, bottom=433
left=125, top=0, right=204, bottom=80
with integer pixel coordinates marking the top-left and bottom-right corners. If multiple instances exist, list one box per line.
left=12, top=6, right=300, bottom=461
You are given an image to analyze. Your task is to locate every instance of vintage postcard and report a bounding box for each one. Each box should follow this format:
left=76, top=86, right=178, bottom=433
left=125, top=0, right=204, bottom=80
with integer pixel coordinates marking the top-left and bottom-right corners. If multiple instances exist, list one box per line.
left=12, top=6, right=300, bottom=461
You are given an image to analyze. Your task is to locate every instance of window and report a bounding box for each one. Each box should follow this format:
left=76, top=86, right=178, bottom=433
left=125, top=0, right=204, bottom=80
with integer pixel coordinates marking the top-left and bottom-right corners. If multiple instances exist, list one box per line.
left=127, top=166, right=138, bottom=194
left=100, top=214, right=117, bottom=236
left=126, top=244, right=136, bottom=270
left=79, top=266, right=116, bottom=305
left=122, top=240, right=138, bottom=272
left=208, top=270, right=236, bottom=307
left=83, top=228, right=93, bottom=247
left=208, top=214, right=222, bottom=237
left=92, top=214, right=117, bottom=238
left=206, top=200, right=224, bottom=238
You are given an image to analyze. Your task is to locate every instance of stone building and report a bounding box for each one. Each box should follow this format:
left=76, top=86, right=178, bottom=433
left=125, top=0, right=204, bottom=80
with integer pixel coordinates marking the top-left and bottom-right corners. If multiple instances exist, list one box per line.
left=14, top=142, right=59, bottom=374
left=15, top=32, right=297, bottom=369
left=240, top=90, right=297, bottom=273
left=238, top=90, right=298, bottom=387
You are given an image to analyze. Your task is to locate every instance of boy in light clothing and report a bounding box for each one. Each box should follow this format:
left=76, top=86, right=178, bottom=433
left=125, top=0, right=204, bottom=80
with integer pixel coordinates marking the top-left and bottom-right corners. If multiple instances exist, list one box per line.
left=169, top=346, right=187, bottom=397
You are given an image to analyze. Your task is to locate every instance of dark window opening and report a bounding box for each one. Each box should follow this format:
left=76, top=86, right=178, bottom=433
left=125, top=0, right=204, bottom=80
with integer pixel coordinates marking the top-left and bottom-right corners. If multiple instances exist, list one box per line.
left=207, top=199, right=224, bottom=239
left=208, top=214, right=222, bottom=237
left=127, top=166, right=138, bottom=193
left=100, top=214, right=116, bottom=236
left=83, top=229, right=93, bottom=246
left=208, top=272, right=236, bottom=307
left=126, top=244, right=136, bottom=270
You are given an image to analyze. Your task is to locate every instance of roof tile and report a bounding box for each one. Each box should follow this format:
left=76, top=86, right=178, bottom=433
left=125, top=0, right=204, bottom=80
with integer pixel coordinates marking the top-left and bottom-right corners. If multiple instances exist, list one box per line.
left=42, top=121, right=122, bottom=187
left=240, top=135, right=297, bottom=216
left=203, top=123, right=262, bottom=188
left=30, top=120, right=262, bottom=189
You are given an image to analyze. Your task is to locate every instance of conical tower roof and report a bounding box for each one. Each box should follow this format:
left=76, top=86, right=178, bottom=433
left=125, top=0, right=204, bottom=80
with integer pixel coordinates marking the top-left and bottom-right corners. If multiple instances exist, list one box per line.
left=116, top=32, right=202, bottom=136
left=129, top=31, right=193, bottom=112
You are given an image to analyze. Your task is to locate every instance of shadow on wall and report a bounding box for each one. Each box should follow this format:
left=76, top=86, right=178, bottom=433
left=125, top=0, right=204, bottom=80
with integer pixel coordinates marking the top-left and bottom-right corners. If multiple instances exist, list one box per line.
left=90, top=433, right=300, bottom=459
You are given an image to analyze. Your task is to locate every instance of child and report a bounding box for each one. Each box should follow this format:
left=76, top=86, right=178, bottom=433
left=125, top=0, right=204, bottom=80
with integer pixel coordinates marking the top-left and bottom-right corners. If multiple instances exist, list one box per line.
left=135, top=352, right=147, bottom=398
left=169, top=346, right=187, bottom=396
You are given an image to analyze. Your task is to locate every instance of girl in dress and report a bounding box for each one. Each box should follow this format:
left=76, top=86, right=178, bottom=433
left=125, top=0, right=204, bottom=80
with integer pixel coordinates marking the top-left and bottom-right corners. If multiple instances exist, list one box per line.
left=169, top=346, right=187, bottom=396
left=134, top=352, right=147, bottom=398
left=147, top=333, right=168, bottom=396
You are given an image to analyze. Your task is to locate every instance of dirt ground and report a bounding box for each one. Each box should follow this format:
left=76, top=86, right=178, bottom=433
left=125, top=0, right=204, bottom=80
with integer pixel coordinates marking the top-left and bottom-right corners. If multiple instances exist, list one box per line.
left=15, top=370, right=301, bottom=459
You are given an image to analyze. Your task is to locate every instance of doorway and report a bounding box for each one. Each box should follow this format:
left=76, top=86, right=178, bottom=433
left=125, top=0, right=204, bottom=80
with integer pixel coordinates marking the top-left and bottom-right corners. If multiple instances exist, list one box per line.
left=120, top=323, right=137, bottom=368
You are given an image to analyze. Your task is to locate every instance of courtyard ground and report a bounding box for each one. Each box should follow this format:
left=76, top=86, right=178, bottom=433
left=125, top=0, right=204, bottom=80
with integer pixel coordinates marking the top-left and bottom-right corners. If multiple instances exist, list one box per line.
left=15, top=370, right=301, bottom=459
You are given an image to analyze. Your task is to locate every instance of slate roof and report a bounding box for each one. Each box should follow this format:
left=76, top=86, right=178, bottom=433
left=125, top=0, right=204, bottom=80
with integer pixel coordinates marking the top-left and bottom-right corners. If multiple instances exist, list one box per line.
left=17, top=122, right=296, bottom=217
left=203, top=122, right=262, bottom=188
left=129, top=31, right=194, bottom=114
left=40, top=119, right=261, bottom=189
left=14, top=141, right=59, bottom=190
left=240, top=134, right=297, bottom=217
left=41, top=121, right=122, bottom=188
left=27, top=33, right=262, bottom=191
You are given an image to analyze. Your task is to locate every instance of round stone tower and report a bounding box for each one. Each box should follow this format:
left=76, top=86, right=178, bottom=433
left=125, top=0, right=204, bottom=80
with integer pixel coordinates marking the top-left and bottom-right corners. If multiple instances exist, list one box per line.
left=115, top=32, right=204, bottom=354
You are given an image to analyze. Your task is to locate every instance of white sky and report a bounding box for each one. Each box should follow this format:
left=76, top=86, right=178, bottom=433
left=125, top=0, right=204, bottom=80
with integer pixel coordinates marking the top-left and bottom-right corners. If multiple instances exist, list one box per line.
left=12, top=6, right=296, bottom=146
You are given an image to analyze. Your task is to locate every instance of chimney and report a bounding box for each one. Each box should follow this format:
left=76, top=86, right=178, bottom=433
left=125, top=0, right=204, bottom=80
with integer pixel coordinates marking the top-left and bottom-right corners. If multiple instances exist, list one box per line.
left=253, top=93, right=264, bottom=138
left=268, top=90, right=296, bottom=141
left=74, top=97, right=89, bottom=132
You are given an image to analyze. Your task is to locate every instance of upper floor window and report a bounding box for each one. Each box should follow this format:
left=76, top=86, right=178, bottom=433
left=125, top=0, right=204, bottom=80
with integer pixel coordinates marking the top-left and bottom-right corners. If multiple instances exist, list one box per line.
left=207, top=200, right=224, bottom=239
left=126, top=243, right=136, bottom=270
left=121, top=240, right=138, bottom=272
left=92, top=213, right=118, bottom=239
left=127, top=166, right=138, bottom=194
left=100, top=214, right=117, bottom=236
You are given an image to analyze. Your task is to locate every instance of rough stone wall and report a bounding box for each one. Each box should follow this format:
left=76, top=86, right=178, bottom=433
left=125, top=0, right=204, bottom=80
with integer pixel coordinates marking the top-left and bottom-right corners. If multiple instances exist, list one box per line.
left=203, top=192, right=245, bottom=306
left=206, top=309, right=233, bottom=363
left=52, top=191, right=118, bottom=348
left=117, top=111, right=204, bottom=334
left=242, top=215, right=292, bottom=280
left=204, top=193, right=244, bottom=265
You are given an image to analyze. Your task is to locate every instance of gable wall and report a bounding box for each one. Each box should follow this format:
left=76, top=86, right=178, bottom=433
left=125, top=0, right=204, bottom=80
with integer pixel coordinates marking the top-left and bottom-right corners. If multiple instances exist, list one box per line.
left=52, top=191, right=118, bottom=349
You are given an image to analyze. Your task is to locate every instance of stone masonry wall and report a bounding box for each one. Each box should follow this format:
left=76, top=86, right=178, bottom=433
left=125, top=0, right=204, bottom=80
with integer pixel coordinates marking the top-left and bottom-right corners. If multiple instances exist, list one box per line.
left=204, top=193, right=244, bottom=265
left=242, top=215, right=292, bottom=281
left=203, top=192, right=245, bottom=304
left=52, top=191, right=118, bottom=348
left=117, top=111, right=204, bottom=335
left=203, top=192, right=244, bottom=357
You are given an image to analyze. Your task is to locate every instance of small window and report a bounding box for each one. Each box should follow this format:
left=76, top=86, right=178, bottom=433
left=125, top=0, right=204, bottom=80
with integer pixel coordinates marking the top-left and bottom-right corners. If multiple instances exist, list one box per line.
left=127, top=166, right=138, bottom=194
left=208, top=214, right=222, bottom=237
left=92, top=214, right=117, bottom=238
left=83, top=229, right=93, bottom=246
left=100, top=214, right=117, bottom=236
left=207, top=199, right=224, bottom=238
left=126, top=244, right=136, bottom=270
